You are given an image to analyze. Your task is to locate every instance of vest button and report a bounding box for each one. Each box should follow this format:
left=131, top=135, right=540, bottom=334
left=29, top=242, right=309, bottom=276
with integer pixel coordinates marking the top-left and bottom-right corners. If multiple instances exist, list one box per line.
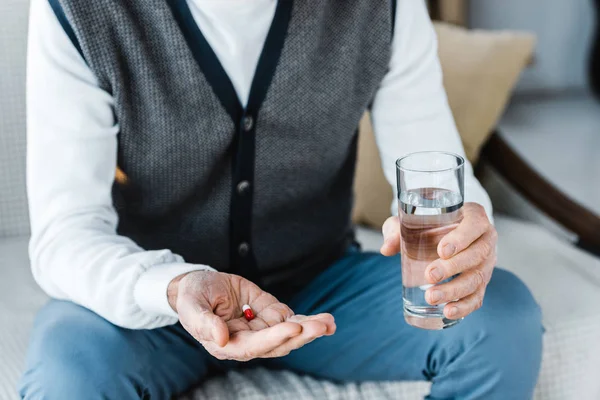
left=242, top=115, right=254, bottom=132
left=238, top=242, right=250, bottom=257
left=237, top=180, right=251, bottom=195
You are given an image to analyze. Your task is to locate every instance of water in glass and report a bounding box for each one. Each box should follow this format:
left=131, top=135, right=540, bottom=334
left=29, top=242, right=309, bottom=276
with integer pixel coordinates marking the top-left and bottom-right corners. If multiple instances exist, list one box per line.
left=400, top=187, right=463, bottom=330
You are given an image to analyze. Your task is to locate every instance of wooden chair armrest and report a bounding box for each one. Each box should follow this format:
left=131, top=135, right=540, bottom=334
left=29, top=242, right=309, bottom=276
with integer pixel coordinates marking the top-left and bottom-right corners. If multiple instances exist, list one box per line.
left=478, top=131, right=600, bottom=251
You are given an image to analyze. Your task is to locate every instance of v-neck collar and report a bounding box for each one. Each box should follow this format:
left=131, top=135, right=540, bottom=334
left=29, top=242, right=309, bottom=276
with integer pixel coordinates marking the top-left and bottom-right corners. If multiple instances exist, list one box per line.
left=167, top=0, right=294, bottom=124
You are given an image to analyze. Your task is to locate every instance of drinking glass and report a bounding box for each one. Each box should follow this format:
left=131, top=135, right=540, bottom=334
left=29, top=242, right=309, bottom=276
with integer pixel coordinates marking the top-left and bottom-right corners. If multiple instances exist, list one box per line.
left=396, top=151, right=465, bottom=330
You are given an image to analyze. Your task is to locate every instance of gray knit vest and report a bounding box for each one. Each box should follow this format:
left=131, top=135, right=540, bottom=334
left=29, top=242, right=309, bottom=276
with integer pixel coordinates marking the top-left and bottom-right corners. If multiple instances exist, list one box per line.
left=54, top=0, right=393, bottom=290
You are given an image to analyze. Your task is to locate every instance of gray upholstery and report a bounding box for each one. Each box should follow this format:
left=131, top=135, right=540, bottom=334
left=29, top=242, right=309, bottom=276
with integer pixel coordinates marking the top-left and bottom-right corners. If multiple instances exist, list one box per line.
left=499, top=93, right=600, bottom=217
left=0, top=0, right=30, bottom=238
left=480, top=92, right=600, bottom=244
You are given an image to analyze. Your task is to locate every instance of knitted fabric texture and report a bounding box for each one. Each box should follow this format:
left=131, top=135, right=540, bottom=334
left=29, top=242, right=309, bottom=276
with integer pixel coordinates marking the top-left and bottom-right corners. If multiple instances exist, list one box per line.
left=58, top=0, right=392, bottom=282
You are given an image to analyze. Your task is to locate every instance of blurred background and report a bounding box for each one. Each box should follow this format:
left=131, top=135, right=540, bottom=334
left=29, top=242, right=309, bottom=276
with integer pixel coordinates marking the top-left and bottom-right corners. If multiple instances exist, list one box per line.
left=471, top=0, right=600, bottom=244
left=420, top=0, right=600, bottom=246
left=473, top=0, right=595, bottom=92
left=0, top=1, right=599, bottom=399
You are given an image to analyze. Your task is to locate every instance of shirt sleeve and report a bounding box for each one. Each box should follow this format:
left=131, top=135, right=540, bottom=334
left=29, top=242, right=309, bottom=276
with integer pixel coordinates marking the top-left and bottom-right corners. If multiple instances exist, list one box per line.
left=371, top=0, right=494, bottom=223
left=26, top=0, right=214, bottom=329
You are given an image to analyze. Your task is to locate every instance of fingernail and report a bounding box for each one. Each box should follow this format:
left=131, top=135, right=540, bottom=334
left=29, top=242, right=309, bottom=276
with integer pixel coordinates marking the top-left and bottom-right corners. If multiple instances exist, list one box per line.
left=429, top=267, right=443, bottom=282
left=428, top=290, right=443, bottom=304
left=442, top=243, right=456, bottom=258
left=447, top=306, right=458, bottom=318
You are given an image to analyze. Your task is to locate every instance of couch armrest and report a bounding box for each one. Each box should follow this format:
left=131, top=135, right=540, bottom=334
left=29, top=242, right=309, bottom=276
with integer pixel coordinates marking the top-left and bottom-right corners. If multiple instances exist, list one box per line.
left=478, top=131, right=600, bottom=253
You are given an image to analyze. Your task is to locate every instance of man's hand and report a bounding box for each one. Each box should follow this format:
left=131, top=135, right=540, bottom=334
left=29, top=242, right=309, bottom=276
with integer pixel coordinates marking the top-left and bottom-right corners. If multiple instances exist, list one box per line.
left=381, top=202, right=497, bottom=320
left=168, top=270, right=336, bottom=361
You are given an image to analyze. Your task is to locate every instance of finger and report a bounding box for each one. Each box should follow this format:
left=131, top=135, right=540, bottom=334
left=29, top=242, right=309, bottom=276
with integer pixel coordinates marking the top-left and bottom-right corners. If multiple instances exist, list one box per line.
left=262, top=320, right=329, bottom=358
left=437, top=203, right=491, bottom=259
left=252, top=301, right=295, bottom=328
left=288, top=313, right=336, bottom=336
left=443, top=287, right=486, bottom=320
left=248, top=313, right=336, bottom=336
left=425, top=230, right=496, bottom=284
left=426, top=267, right=487, bottom=305
left=228, top=274, right=284, bottom=317
left=381, top=216, right=401, bottom=256
left=207, top=321, right=303, bottom=361
left=178, top=295, right=230, bottom=347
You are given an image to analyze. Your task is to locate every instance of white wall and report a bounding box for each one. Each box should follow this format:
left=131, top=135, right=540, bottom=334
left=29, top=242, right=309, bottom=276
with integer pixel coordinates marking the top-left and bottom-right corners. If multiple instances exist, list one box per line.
left=470, top=0, right=596, bottom=92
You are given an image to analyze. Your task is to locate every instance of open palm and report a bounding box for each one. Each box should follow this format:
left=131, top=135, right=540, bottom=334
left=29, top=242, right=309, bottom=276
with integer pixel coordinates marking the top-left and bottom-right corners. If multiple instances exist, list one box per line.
left=173, top=271, right=336, bottom=361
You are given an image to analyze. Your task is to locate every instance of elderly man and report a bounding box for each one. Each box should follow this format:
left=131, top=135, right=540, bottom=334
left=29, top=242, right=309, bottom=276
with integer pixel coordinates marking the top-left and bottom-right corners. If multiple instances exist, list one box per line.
left=20, top=0, right=542, bottom=399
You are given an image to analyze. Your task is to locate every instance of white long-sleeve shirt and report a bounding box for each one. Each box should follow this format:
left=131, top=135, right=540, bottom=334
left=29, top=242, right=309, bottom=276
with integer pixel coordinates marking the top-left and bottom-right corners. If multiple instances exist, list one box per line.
left=26, top=0, right=493, bottom=329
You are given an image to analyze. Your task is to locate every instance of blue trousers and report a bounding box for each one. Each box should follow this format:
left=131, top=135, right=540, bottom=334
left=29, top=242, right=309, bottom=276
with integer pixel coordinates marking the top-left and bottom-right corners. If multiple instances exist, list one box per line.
left=19, top=250, right=543, bottom=399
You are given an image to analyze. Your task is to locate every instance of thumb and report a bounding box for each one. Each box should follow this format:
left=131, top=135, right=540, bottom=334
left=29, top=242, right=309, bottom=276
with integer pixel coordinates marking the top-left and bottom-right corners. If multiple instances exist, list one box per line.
left=178, top=296, right=230, bottom=347
left=380, top=216, right=401, bottom=256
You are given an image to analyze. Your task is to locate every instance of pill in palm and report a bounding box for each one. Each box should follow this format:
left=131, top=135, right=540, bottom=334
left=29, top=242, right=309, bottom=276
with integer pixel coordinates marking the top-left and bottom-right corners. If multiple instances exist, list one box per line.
left=242, top=304, right=255, bottom=321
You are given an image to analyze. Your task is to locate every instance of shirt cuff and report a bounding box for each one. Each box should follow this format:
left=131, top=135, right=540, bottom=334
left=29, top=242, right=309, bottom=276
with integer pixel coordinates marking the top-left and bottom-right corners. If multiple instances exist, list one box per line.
left=133, top=263, right=215, bottom=318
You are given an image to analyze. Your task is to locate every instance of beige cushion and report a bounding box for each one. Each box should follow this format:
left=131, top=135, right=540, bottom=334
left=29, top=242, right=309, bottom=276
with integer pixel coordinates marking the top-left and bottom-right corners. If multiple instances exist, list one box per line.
left=353, top=23, right=536, bottom=229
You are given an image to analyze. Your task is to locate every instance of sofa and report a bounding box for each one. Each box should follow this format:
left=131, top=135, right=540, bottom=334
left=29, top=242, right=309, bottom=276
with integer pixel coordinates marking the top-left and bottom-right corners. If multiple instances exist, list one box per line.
left=2, top=1, right=600, bottom=399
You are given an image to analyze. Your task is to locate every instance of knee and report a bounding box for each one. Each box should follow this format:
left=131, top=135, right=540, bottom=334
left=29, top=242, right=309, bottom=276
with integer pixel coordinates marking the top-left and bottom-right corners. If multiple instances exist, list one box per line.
left=485, top=268, right=542, bottom=333
left=19, top=301, right=142, bottom=399
left=431, top=269, right=543, bottom=397
left=465, top=269, right=543, bottom=374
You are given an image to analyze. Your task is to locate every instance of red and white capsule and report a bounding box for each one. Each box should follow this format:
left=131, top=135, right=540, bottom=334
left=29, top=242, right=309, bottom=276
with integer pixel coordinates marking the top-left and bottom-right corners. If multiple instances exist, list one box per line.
left=242, top=304, right=255, bottom=321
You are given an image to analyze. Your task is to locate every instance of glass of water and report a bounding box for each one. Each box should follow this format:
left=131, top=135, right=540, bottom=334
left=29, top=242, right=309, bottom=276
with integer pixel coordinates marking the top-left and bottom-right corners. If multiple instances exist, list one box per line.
left=396, top=151, right=465, bottom=330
